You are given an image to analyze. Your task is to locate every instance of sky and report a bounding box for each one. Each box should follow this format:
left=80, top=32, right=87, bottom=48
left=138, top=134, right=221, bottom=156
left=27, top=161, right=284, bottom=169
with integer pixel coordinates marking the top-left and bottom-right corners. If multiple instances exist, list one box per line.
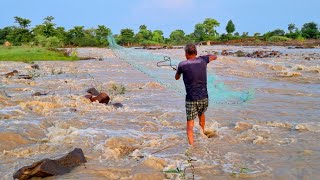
left=1, top=0, right=319, bottom=37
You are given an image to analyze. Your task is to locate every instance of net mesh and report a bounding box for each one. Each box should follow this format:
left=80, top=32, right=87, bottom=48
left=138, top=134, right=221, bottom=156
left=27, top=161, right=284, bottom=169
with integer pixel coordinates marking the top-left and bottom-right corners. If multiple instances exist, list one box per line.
left=107, top=35, right=254, bottom=106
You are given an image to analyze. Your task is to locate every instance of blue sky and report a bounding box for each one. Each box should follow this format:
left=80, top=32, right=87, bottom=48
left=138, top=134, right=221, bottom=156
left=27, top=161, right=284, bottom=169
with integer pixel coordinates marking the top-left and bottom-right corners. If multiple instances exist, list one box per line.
left=1, top=0, right=319, bottom=37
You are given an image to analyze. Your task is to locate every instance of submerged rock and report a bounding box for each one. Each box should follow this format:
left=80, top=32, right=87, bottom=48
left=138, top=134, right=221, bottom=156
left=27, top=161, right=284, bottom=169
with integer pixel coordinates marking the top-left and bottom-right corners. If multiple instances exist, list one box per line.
left=91, top=92, right=110, bottom=104
left=13, top=148, right=87, bottom=180
left=86, top=87, right=100, bottom=96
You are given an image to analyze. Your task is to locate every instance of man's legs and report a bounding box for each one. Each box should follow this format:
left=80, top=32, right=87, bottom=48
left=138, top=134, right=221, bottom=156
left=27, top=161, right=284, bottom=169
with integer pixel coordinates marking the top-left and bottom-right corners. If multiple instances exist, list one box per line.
left=187, top=120, right=194, bottom=145
left=198, top=113, right=205, bottom=132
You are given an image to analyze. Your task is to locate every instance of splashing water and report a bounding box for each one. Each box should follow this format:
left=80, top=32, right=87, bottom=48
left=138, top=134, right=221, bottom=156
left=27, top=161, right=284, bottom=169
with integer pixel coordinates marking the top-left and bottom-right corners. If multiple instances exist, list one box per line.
left=107, top=35, right=254, bottom=106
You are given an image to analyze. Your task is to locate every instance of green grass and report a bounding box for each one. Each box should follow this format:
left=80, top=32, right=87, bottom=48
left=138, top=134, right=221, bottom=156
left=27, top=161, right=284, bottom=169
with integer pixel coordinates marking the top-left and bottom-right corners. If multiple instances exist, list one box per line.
left=0, top=46, right=79, bottom=62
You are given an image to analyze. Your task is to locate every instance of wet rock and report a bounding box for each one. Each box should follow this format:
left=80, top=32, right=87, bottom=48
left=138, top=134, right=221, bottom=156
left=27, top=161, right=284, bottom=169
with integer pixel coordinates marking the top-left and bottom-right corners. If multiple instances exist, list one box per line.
left=86, top=87, right=100, bottom=96
left=18, top=75, right=33, bottom=79
left=112, top=103, right=123, bottom=109
left=235, top=50, right=246, bottom=57
left=4, top=70, right=18, bottom=78
left=32, top=92, right=50, bottom=96
left=84, top=94, right=92, bottom=99
left=31, top=64, right=40, bottom=70
left=104, top=137, right=140, bottom=158
left=91, top=92, right=110, bottom=104
left=266, top=121, right=292, bottom=129
left=204, top=130, right=218, bottom=138
left=13, top=148, right=87, bottom=180
left=234, top=121, right=253, bottom=131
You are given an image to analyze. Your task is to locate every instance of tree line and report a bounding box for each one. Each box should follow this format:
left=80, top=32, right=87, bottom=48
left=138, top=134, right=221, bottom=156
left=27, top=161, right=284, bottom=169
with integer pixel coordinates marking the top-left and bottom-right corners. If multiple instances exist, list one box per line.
left=0, top=16, right=319, bottom=47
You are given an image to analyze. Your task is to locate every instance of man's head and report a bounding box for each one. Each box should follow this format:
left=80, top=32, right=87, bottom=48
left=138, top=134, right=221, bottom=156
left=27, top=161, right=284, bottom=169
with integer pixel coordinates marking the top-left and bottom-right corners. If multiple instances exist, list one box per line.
left=185, top=43, right=197, bottom=60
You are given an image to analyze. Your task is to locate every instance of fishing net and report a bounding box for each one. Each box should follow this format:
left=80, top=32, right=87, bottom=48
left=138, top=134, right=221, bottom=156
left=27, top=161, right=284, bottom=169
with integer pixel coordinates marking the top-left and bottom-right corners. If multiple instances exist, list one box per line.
left=107, top=35, right=254, bottom=106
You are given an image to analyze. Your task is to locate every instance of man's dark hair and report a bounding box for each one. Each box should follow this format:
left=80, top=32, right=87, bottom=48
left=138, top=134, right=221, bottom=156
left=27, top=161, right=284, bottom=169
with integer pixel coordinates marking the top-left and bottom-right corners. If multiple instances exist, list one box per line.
left=185, top=43, right=197, bottom=55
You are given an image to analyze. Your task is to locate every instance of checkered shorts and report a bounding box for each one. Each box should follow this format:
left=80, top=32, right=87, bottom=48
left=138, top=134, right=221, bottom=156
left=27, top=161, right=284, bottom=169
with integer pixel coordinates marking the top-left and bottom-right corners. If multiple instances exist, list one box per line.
left=185, top=98, right=209, bottom=120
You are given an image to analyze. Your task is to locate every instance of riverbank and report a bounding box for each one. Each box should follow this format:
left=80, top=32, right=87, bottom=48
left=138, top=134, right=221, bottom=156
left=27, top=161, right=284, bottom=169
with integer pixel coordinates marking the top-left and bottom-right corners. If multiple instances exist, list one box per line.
left=0, top=46, right=80, bottom=62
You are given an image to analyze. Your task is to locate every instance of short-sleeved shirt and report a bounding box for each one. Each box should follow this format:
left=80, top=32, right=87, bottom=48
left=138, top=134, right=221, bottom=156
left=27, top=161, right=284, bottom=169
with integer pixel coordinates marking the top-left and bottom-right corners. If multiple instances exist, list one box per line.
left=177, top=55, right=210, bottom=101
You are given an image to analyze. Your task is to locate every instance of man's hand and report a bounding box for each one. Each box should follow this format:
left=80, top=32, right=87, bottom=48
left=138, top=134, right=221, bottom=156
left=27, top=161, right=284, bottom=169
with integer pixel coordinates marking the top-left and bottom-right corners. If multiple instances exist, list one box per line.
left=209, top=55, right=218, bottom=62
left=175, top=72, right=181, bottom=80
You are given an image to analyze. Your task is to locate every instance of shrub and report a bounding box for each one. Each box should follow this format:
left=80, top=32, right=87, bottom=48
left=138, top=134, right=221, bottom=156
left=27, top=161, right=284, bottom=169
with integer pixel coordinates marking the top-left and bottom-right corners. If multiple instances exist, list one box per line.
left=268, top=36, right=291, bottom=42
left=35, top=35, right=47, bottom=47
left=295, top=35, right=305, bottom=41
left=45, top=36, right=63, bottom=48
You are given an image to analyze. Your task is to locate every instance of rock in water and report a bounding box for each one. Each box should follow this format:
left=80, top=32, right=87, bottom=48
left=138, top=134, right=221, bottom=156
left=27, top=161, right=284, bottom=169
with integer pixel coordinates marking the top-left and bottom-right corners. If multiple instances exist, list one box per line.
left=13, top=148, right=87, bottom=180
left=86, top=87, right=100, bottom=96
left=91, top=92, right=110, bottom=104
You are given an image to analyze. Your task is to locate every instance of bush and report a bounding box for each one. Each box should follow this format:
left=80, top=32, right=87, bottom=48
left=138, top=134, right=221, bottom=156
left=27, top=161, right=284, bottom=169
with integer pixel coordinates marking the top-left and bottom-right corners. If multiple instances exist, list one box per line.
left=35, top=35, right=47, bottom=46
left=268, top=36, right=291, bottom=42
left=45, top=36, right=63, bottom=48
left=295, top=35, right=305, bottom=41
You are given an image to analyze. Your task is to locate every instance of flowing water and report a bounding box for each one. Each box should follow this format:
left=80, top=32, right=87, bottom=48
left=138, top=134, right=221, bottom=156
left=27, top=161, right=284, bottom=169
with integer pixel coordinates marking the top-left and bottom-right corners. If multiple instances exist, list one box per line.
left=0, top=46, right=319, bottom=179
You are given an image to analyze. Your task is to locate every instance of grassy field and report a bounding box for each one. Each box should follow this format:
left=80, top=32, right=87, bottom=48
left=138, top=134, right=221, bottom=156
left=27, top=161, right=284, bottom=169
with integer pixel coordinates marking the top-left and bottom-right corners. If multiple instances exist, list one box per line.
left=0, top=46, right=79, bottom=62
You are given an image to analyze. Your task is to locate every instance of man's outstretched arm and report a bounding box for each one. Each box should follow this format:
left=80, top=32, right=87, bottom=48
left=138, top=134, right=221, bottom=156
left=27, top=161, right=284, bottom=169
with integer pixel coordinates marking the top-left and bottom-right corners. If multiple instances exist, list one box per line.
left=208, top=55, right=218, bottom=62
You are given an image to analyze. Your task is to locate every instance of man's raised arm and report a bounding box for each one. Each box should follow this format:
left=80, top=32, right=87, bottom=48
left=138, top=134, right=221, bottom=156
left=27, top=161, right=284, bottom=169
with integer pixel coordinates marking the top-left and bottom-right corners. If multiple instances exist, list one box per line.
left=208, top=55, right=218, bottom=62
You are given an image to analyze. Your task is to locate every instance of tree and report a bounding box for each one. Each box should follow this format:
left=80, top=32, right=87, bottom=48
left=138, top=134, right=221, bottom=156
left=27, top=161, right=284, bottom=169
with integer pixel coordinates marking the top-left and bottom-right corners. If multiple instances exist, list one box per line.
left=226, top=20, right=235, bottom=34
left=120, top=28, right=134, bottom=46
left=95, top=25, right=111, bottom=46
left=151, top=30, right=164, bottom=43
left=139, top=24, right=147, bottom=30
left=14, top=16, right=31, bottom=29
left=288, top=23, right=296, bottom=33
left=203, top=18, right=220, bottom=40
left=135, top=25, right=152, bottom=43
left=271, top=29, right=285, bottom=36
left=301, top=22, right=319, bottom=39
left=242, top=32, right=249, bottom=37
left=254, top=33, right=261, bottom=37
left=234, top=32, right=240, bottom=36
left=169, top=29, right=186, bottom=45
left=193, top=23, right=206, bottom=42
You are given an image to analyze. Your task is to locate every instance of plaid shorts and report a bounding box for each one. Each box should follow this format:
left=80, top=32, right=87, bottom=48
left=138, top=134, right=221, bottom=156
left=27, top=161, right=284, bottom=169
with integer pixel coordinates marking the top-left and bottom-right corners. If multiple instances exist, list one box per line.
left=185, top=98, right=209, bottom=121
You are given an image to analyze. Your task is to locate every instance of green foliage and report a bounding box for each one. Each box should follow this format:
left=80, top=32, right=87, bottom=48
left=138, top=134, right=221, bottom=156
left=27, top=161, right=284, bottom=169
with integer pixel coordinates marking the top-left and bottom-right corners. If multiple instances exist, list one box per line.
left=234, top=32, right=240, bottom=36
left=254, top=33, right=261, bottom=37
left=109, top=83, right=126, bottom=96
left=45, top=36, right=63, bottom=48
left=118, top=28, right=134, bottom=46
left=268, top=36, right=291, bottom=42
left=0, top=46, right=79, bottom=61
left=271, top=29, right=285, bottom=36
left=151, top=30, right=164, bottom=43
left=14, top=16, right=31, bottom=29
left=242, top=32, right=249, bottom=37
left=226, top=20, right=235, bottom=34
left=203, top=18, right=220, bottom=40
left=288, top=23, right=296, bottom=33
left=193, top=23, right=206, bottom=42
left=301, top=22, right=319, bottom=39
left=169, top=29, right=186, bottom=45
left=0, top=27, right=14, bottom=44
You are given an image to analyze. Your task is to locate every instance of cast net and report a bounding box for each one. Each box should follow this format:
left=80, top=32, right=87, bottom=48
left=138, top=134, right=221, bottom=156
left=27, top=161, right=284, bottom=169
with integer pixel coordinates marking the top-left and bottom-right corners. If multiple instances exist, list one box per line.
left=107, top=35, right=254, bottom=106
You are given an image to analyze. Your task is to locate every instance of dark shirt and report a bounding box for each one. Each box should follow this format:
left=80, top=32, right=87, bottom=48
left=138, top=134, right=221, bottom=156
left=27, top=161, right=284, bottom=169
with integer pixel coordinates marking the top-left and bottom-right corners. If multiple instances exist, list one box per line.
left=177, top=55, right=210, bottom=101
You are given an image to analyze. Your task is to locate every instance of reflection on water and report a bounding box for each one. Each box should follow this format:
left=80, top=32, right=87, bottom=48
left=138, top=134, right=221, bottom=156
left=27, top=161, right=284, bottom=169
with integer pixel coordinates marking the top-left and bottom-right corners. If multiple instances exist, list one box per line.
left=0, top=46, right=319, bottom=179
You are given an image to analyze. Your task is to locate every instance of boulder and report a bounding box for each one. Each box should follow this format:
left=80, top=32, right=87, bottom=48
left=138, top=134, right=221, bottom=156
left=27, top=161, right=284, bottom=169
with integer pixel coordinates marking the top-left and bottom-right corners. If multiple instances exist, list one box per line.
left=91, top=92, right=110, bottom=104
left=86, top=88, right=100, bottom=96
left=13, top=148, right=87, bottom=180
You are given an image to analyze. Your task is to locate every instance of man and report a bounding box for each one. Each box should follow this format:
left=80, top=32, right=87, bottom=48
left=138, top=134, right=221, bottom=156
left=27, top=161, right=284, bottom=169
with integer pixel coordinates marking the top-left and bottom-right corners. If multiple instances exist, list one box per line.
left=175, top=43, right=217, bottom=145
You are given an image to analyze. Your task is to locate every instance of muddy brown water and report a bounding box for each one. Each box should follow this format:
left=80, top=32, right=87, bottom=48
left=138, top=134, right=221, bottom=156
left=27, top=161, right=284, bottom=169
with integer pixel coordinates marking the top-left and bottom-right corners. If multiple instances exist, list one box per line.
left=0, top=46, right=319, bottom=179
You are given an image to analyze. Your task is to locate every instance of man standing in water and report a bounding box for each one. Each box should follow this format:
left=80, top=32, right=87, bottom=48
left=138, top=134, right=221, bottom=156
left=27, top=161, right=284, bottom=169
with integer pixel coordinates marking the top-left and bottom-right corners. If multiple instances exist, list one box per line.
left=175, top=43, right=217, bottom=145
